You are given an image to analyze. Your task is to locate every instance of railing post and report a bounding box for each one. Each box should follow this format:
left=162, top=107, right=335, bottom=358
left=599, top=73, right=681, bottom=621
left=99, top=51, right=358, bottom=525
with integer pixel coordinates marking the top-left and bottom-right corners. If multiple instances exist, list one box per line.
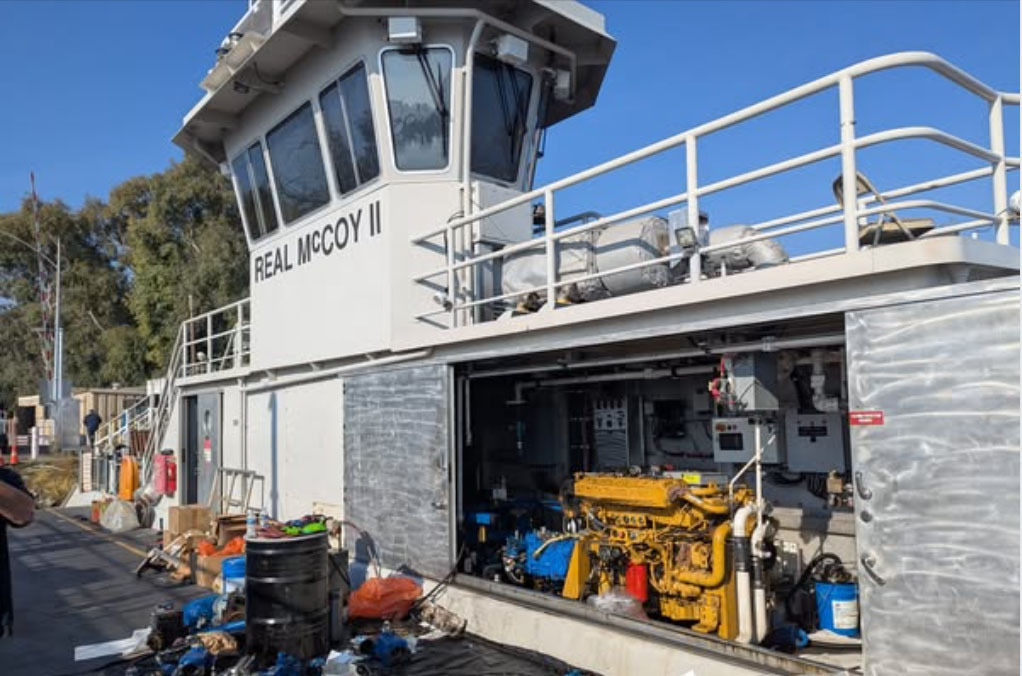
left=686, top=135, right=702, bottom=284
left=206, top=315, right=213, bottom=374
left=839, top=75, right=860, bottom=253
left=235, top=304, right=243, bottom=368
left=543, top=189, right=557, bottom=311
left=446, top=224, right=458, bottom=328
left=988, top=95, right=1009, bottom=244
left=180, top=325, right=187, bottom=378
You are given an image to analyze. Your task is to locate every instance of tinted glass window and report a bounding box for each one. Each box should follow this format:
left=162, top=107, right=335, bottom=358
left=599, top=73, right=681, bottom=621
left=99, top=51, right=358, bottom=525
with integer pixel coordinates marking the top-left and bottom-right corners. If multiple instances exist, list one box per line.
left=231, top=153, right=260, bottom=240
left=320, top=82, right=357, bottom=194
left=247, top=144, right=278, bottom=235
left=266, top=102, right=330, bottom=223
left=341, top=64, right=380, bottom=183
left=382, top=47, right=453, bottom=171
left=232, top=141, right=277, bottom=240
left=471, top=55, right=533, bottom=183
left=319, top=63, right=380, bottom=195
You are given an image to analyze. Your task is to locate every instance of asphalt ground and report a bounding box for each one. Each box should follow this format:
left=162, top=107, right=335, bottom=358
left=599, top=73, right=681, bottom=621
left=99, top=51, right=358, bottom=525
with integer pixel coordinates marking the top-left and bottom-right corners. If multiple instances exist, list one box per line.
left=0, top=507, right=205, bottom=676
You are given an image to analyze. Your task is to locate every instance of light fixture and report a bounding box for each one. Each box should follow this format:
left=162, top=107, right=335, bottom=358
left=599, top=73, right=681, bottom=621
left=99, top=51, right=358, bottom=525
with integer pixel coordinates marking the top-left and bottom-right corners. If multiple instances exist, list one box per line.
left=387, top=17, right=421, bottom=44
left=496, top=34, right=529, bottom=67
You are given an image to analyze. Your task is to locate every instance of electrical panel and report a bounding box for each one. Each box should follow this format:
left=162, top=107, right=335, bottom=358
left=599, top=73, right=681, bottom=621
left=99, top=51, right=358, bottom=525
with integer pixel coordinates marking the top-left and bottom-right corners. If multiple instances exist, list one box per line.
left=784, top=411, right=846, bottom=473
left=712, top=416, right=784, bottom=464
left=593, top=398, right=629, bottom=469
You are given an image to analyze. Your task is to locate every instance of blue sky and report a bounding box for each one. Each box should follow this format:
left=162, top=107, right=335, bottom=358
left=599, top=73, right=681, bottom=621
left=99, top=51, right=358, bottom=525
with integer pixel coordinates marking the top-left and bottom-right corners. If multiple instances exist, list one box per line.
left=0, top=0, right=1017, bottom=251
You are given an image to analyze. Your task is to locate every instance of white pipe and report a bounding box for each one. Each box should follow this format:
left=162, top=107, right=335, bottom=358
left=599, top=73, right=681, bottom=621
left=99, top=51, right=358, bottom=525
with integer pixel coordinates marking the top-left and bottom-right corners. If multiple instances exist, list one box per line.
left=751, top=518, right=771, bottom=643
left=242, top=350, right=432, bottom=395
left=468, top=333, right=846, bottom=380
left=511, top=365, right=716, bottom=402
left=810, top=349, right=840, bottom=412
left=733, top=504, right=756, bottom=645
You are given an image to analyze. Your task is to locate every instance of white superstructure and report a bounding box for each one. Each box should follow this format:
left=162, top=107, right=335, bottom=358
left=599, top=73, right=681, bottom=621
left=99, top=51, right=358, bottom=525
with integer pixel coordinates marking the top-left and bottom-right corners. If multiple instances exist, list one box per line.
left=103, top=2, right=1022, bottom=673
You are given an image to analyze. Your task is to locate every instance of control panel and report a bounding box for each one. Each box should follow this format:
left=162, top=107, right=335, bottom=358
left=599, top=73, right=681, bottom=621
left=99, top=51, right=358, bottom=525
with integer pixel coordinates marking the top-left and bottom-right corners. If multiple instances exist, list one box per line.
left=712, top=416, right=784, bottom=464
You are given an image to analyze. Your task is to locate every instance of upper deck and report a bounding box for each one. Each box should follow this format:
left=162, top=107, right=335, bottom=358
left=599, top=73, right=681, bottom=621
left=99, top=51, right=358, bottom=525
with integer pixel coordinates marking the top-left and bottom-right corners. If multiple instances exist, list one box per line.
left=172, top=2, right=1019, bottom=380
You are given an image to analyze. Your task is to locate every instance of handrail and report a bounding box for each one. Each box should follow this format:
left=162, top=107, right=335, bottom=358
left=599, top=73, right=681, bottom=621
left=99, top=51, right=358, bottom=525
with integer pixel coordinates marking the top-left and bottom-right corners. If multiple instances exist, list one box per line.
left=413, top=51, right=1015, bottom=244
left=411, top=51, right=1019, bottom=326
left=413, top=126, right=1014, bottom=284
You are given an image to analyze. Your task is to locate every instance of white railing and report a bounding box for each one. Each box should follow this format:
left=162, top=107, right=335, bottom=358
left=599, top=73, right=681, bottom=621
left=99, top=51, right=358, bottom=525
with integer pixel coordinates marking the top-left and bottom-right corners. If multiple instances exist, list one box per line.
left=412, top=52, right=1019, bottom=326
left=179, top=298, right=251, bottom=378
left=92, top=395, right=152, bottom=455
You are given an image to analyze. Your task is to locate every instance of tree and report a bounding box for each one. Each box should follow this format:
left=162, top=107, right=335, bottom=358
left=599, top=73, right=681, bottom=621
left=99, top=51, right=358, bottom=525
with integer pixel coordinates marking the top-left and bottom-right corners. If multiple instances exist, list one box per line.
left=114, top=157, right=248, bottom=370
left=0, top=156, right=247, bottom=408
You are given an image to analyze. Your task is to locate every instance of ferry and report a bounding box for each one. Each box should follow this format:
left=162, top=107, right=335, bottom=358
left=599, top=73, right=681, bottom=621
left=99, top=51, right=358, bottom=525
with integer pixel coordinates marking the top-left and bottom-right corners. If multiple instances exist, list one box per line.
left=89, top=1, right=1021, bottom=673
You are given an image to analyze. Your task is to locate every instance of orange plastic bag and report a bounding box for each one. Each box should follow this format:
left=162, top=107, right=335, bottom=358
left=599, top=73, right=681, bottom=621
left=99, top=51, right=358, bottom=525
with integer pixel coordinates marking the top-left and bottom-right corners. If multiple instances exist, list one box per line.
left=197, top=539, right=217, bottom=556
left=348, top=576, right=422, bottom=620
left=219, top=536, right=245, bottom=556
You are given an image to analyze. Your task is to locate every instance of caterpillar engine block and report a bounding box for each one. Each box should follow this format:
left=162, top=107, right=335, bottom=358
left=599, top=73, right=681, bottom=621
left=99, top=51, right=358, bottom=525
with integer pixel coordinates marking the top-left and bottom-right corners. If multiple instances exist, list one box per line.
left=562, top=473, right=753, bottom=639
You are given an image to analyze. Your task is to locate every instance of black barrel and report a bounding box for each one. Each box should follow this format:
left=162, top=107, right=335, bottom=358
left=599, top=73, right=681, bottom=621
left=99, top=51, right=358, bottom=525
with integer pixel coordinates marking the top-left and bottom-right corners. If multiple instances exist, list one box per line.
left=246, top=532, right=329, bottom=662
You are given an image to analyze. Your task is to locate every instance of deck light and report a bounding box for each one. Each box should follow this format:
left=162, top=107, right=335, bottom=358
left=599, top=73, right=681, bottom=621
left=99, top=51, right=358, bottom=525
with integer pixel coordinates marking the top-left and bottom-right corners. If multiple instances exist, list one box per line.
left=388, top=17, right=421, bottom=44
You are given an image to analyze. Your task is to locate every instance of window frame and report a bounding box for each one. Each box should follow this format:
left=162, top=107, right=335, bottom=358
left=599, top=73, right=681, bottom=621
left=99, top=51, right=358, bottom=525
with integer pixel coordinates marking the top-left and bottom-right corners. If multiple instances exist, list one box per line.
left=468, top=53, right=539, bottom=188
left=264, top=100, right=333, bottom=226
left=378, top=44, right=457, bottom=175
left=316, top=59, right=382, bottom=199
left=230, top=140, right=280, bottom=243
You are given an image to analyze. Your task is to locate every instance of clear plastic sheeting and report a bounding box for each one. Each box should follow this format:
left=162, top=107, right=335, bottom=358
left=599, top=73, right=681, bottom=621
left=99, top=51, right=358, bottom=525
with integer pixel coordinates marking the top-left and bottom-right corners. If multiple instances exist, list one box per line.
left=846, top=286, right=1020, bottom=676
left=98, top=499, right=139, bottom=533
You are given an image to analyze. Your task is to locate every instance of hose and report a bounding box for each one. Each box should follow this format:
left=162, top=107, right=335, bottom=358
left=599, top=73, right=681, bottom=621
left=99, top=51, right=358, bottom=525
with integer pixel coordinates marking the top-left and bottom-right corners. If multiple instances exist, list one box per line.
left=784, top=552, right=843, bottom=621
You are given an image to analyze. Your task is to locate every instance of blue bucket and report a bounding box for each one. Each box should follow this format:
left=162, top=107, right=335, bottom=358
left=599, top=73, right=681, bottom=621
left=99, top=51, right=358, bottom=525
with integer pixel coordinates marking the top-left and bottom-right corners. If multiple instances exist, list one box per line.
left=815, top=581, right=859, bottom=637
left=222, top=556, right=246, bottom=593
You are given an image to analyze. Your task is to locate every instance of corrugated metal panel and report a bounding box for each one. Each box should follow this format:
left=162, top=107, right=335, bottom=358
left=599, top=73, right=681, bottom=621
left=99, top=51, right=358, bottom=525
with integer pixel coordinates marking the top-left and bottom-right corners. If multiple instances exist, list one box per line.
left=847, top=288, right=1020, bottom=676
left=343, top=364, right=451, bottom=578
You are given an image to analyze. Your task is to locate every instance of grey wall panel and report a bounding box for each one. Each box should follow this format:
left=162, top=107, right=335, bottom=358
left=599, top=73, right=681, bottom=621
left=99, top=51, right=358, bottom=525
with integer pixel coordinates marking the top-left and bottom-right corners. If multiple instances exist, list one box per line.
left=343, top=364, right=450, bottom=578
left=847, top=289, right=1020, bottom=676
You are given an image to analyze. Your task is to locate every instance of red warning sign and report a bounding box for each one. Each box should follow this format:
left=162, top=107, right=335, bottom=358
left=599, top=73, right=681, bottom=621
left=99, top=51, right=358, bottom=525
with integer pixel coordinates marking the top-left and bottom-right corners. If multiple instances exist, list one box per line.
left=849, top=410, right=884, bottom=426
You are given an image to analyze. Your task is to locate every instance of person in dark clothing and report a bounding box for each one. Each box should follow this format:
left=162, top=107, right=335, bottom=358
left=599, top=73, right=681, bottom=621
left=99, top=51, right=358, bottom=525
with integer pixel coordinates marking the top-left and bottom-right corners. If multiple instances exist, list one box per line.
left=0, top=467, right=33, bottom=638
left=83, top=409, right=102, bottom=447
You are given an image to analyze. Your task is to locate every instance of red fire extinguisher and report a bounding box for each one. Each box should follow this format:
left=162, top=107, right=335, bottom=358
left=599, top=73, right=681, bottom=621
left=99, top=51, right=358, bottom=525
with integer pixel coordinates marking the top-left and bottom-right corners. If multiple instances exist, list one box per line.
left=155, top=450, right=177, bottom=496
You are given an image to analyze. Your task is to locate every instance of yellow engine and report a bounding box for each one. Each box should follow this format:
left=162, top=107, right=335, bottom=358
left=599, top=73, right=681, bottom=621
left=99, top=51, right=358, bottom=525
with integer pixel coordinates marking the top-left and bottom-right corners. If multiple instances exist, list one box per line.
left=561, top=473, right=753, bottom=639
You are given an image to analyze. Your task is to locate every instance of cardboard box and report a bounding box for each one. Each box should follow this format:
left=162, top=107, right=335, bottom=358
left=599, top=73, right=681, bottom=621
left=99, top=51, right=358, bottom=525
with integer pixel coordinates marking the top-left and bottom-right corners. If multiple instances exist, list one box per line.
left=215, top=515, right=248, bottom=548
left=196, top=553, right=230, bottom=590
left=168, top=505, right=211, bottom=538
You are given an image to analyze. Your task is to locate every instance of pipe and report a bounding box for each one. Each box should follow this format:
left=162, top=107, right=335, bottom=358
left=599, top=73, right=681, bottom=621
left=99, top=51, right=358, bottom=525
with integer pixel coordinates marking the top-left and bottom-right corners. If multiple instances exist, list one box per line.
left=461, top=20, right=485, bottom=326
left=751, top=518, right=770, bottom=643
left=810, top=349, right=840, bottom=412
left=733, top=504, right=756, bottom=644
left=470, top=333, right=846, bottom=381
left=674, top=522, right=731, bottom=587
left=242, top=350, right=432, bottom=394
left=679, top=492, right=730, bottom=515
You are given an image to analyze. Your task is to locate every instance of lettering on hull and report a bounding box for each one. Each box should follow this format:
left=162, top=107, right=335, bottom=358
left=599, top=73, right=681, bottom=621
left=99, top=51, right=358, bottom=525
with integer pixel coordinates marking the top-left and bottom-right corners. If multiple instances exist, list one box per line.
left=254, top=199, right=382, bottom=283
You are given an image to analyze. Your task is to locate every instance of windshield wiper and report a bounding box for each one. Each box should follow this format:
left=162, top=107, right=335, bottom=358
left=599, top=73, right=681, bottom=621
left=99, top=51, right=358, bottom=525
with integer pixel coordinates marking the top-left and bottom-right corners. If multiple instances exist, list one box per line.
left=415, top=50, right=449, bottom=156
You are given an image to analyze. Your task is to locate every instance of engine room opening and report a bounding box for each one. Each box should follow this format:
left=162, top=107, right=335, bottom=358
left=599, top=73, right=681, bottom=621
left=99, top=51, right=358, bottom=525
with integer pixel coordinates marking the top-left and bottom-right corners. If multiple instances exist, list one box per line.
left=455, top=321, right=862, bottom=662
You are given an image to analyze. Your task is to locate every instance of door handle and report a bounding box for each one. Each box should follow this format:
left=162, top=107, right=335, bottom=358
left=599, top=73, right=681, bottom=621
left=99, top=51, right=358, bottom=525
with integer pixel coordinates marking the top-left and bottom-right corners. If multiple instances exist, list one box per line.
left=854, top=471, right=873, bottom=500
left=860, top=553, right=886, bottom=586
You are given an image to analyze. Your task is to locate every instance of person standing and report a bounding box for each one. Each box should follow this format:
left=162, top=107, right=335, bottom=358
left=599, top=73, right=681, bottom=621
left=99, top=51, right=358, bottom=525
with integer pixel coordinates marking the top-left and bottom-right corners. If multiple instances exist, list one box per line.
left=0, top=467, right=33, bottom=637
left=83, top=409, right=102, bottom=448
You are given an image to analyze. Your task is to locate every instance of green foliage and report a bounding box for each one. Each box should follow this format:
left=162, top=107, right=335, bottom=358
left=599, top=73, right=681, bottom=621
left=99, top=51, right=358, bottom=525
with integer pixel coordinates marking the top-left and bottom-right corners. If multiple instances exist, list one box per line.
left=0, top=157, right=247, bottom=408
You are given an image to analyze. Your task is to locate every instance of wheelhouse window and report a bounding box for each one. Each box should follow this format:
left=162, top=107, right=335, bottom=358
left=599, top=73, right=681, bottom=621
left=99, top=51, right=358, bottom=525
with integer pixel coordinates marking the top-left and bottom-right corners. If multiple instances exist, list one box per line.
left=266, top=102, right=331, bottom=223
left=319, top=62, right=380, bottom=195
left=471, top=54, right=533, bottom=183
left=381, top=47, right=453, bottom=171
left=231, top=141, right=278, bottom=240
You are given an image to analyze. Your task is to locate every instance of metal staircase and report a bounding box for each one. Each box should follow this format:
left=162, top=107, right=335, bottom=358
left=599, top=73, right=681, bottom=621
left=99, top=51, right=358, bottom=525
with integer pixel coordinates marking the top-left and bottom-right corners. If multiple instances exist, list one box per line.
left=140, top=328, right=184, bottom=486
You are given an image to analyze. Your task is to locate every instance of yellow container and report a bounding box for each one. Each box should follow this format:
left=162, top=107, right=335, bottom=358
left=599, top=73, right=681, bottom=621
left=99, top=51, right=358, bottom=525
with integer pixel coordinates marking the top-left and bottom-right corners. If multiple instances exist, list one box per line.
left=118, top=455, right=139, bottom=500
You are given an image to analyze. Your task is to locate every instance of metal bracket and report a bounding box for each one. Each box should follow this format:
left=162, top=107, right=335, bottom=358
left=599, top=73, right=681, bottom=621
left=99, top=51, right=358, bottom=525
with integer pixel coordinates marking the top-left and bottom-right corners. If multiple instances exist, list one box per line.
left=860, top=553, right=886, bottom=586
left=854, top=471, right=873, bottom=500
